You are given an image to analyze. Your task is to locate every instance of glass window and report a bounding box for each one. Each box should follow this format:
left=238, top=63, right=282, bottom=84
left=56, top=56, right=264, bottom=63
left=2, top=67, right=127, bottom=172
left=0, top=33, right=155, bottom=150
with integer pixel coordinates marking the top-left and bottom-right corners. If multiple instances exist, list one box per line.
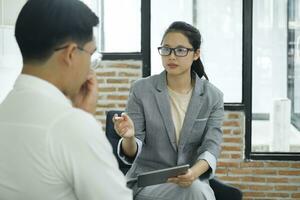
left=252, top=0, right=300, bottom=153
left=288, top=0, right=300, bottom=133
left=101, top=0, right=141, bottom=52
left=82, top=0, right=141, bottom=53
left=151, top=0, right=193, bottom=76
left=0, top=0, right=24, bottom=103
left=0, top=1, right=2, bottom=24
left=151, top=0, right=243, bottom=103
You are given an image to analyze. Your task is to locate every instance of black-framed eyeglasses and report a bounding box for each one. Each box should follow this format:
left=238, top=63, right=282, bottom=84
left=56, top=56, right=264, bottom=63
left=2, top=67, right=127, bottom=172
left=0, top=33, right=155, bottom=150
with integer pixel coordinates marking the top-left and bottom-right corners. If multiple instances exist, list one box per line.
left=54, top=45, right=102, bottom=70
left=157, top=46, right=194, bottom=57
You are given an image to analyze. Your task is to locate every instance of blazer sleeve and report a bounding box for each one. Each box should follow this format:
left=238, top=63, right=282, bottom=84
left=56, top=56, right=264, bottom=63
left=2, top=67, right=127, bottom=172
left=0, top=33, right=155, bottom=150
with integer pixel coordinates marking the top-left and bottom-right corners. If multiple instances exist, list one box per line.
left=117, top=83, right=145, bottom=164
left=125, top=84, right=146, bottom=143
left=197, top=92, right=224, bottom=179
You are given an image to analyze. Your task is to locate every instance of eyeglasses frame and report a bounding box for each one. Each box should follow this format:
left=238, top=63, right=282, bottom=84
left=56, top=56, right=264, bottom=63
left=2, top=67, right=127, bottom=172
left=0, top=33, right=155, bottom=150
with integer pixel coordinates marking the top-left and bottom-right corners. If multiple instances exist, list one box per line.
left=157, top=46, right=194, bottom=57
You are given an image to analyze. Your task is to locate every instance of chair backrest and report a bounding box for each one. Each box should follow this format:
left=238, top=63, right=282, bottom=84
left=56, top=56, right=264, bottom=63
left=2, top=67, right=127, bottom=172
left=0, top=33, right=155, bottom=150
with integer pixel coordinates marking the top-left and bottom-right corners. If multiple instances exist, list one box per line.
left=105, top=110, right=131, bottom=174
left=105, top=110, right=242, bottom=200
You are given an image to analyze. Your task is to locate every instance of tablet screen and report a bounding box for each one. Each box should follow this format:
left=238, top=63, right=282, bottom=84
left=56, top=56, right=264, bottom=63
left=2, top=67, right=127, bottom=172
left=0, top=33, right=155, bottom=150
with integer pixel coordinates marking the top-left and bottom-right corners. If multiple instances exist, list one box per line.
left=137, top=164, right=190, bottom=187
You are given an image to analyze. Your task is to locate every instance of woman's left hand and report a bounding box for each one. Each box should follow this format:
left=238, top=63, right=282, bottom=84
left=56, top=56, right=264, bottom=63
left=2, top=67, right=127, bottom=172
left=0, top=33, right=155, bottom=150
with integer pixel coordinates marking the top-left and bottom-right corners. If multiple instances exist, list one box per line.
left=167, top=169, right=197, bottom=188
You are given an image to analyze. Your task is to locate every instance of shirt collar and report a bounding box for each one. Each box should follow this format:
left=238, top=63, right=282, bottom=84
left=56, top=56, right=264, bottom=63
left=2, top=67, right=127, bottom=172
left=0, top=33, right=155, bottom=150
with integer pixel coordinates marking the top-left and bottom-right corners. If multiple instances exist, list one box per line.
left=14, top=74, right=72, bottom=106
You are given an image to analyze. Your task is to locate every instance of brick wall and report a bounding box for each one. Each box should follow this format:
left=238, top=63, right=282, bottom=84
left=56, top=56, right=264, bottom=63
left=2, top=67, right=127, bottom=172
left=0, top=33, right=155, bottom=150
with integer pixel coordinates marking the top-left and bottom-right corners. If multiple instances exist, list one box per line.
left=96, top=60, right=300, bottom=200
left=220, top=112, right=300, bottom=200
left=94, top=60, right=142, bottom=124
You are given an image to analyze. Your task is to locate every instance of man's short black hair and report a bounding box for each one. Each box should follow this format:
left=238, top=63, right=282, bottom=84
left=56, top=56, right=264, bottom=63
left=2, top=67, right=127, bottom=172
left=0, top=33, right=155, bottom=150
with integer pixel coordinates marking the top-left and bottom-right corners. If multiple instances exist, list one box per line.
left=15, top=0, right=99, bottom=64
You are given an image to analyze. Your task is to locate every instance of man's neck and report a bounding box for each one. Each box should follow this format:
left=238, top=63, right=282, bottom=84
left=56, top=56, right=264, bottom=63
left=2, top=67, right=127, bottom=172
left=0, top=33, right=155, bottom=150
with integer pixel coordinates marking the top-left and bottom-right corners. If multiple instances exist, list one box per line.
left=22, top=64, right=66, bottom=96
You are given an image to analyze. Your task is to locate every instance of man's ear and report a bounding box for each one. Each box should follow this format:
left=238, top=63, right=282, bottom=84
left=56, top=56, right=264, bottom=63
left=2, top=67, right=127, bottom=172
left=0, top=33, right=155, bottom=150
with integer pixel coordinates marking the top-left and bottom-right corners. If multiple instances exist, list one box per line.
left=62, top=43, right=77, bottom=67
left=194, top=49, right=200, bottom=61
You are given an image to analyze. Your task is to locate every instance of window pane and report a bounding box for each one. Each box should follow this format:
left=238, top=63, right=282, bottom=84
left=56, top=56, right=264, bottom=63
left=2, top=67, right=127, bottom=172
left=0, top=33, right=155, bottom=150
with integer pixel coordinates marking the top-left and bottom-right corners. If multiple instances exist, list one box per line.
left=0, top=27, right=22, bottom=103
left=0, top=1, right=24, bottom=104
left=288, top=0, right=300, bottom=133
left=252, top=0, right=300, bottom=152
left=196, top=0, right=242, bottom=103
left=2, top=0, right=26, bottom=25
left=102, top=0, right=140, bottom=52
left=0, top=0, right=2, bottom=24
left=151, top=0, right=193, bottom=75
left=151, top=0, right=243, bottom=103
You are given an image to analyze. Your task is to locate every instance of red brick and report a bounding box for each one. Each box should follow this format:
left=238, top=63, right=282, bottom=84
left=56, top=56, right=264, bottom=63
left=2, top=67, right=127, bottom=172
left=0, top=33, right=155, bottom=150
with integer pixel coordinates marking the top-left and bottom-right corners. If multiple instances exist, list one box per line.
left=266, top=192, right=289, bottom=198
left=97, top=103, right=116, bottom=108
left=278, top=170, right=300, bottom=176
left=253, top=169, right=277, bottom=175
left=240, top=162, right=264, bottom=168
left=265, top=162, right=290, bottom=168
left=243, top=192, right=266, bottom=197
left=221, top=146, right=242, bottom=152
left=96, top=72, right=116, bottom=76
left=275, top=185, right=298, bottom=191
left=266, top=177, right=289, bottom=183
left=241, top=176, right=266, bottom=182
left=231, top=154, right=242, bottom=159
left=218, top=176, right=241, bottom=182
left=227, top=113, right=240, bottom=119
left=118, top=72, right=140, bottom=77
left=290, top=163, right=300, bottom=168
left=292, top=193, right=300, bottom=198
left=215, top=168, right=227, bottom=174
left=107, top=95, right=128, bottom=100
left=109, top=63, right=140, bottom=69
left=217, top=162, right=239, bottom=168
left=222, top=129, right=231, bottom=134
left=223, top=121, right=240, bottom=127
left=230, top=183, right=248, bottom=190
left=223, top=137, right=242, bottom=143
left=248, top=185, right=273, bottom=191
left=95, top=111, right=104, bottom=116
left=118, top=87, right=130, bottom=92
left=219, top=153, right=230, bottom=159
left=98, top=87, right=116, bottom=92
left=228, top=168, right=253, bottom=175
left=118, top=104, right=127, bottom=108
left=106, top=79, right=129, bottom=84
left=233, top=129, right=242, bottom=135
left=289, top=178, right=300, bottom=183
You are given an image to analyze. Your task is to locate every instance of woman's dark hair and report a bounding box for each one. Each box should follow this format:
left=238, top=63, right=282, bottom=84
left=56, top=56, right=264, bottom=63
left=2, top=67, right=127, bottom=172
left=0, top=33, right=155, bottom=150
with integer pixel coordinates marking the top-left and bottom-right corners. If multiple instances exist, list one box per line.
left=15, top=0, right=99, bottom=64
left=161, top=21, right=208, bottom=80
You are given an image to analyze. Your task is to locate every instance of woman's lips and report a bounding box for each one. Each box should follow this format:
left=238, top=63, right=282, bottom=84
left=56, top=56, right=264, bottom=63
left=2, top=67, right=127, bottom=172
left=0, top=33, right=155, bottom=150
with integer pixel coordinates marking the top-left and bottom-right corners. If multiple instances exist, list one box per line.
left=167, top=63, right=178, bottom=68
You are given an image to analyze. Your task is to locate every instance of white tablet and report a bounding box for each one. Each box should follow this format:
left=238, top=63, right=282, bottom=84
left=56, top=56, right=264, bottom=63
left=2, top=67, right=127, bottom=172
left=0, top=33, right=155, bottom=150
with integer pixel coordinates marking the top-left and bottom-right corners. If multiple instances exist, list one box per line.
left=136, top=164, right=190, bottom=187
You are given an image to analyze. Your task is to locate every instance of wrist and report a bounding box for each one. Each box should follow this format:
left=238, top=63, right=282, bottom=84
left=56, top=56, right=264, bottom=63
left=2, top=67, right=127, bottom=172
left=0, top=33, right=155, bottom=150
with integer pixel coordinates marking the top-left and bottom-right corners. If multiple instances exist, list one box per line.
left=123, top=136, right=135, bottom=142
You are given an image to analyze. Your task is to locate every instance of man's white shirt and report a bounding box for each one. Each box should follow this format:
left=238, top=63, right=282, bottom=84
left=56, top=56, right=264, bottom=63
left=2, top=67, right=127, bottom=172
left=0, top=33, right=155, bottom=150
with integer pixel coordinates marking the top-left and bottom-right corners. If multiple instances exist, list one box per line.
left=0, top=74, right=132, bottom=200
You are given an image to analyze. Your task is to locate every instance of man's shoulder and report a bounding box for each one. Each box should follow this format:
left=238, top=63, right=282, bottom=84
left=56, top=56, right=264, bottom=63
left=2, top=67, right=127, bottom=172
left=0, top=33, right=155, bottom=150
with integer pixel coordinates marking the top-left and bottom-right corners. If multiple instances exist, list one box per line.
left=47, top=107, right=103, bottom=142
left=50, top=107, right=102, bottom=133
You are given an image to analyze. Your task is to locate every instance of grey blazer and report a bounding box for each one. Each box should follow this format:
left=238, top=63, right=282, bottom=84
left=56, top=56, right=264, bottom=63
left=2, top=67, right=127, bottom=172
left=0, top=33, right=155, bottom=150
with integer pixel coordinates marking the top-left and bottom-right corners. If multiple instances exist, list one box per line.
left=123, top=71, right=224, bottom=181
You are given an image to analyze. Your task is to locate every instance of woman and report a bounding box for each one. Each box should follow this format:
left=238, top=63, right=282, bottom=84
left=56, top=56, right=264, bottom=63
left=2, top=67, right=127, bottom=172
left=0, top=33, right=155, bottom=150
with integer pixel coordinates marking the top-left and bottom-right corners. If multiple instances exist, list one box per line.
left=114, top=21, right=224, bottom=200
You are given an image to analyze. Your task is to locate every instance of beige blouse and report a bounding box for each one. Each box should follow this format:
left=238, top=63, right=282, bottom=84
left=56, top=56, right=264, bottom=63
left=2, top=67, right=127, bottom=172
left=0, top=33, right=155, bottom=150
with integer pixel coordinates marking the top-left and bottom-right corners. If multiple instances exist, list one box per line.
left=167, top=86, right=193, bottom=144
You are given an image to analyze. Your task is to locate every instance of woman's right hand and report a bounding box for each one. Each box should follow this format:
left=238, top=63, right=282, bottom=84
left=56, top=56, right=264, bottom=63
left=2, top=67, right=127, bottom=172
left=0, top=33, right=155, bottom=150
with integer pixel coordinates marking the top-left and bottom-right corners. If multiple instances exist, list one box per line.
left=112, top=112, right=135, bottom=138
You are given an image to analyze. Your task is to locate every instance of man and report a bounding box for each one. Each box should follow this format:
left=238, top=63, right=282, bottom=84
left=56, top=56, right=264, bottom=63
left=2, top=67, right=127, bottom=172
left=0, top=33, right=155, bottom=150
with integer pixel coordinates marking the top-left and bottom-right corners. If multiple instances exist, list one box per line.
left=0, top=0, right=132, bottom=199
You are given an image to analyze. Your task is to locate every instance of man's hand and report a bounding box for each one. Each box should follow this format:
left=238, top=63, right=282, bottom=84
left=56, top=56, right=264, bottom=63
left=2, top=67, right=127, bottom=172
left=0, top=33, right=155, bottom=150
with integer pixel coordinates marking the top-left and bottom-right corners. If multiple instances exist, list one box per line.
left=113, top=113, right=135, bottom=138
left=72, top=70, right=98, bottom=114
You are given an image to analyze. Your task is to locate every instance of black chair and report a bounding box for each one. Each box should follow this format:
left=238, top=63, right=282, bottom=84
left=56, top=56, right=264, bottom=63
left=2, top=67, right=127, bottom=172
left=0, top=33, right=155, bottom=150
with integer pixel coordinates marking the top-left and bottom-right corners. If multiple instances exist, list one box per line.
left=105, top=110, right=243, bottom=200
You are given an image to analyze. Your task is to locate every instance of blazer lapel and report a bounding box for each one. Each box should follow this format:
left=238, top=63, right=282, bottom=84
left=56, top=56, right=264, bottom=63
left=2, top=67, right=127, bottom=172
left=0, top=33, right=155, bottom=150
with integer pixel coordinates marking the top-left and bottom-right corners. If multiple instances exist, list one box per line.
left=154, top=71, right=177, bottom=152
left=178, top=76, right=205, bottom=146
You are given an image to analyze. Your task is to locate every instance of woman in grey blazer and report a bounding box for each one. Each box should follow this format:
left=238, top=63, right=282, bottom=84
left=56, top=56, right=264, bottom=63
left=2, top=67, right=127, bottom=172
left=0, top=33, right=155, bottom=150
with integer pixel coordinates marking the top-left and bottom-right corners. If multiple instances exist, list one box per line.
left=114, top=21, right=224, bottom=200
